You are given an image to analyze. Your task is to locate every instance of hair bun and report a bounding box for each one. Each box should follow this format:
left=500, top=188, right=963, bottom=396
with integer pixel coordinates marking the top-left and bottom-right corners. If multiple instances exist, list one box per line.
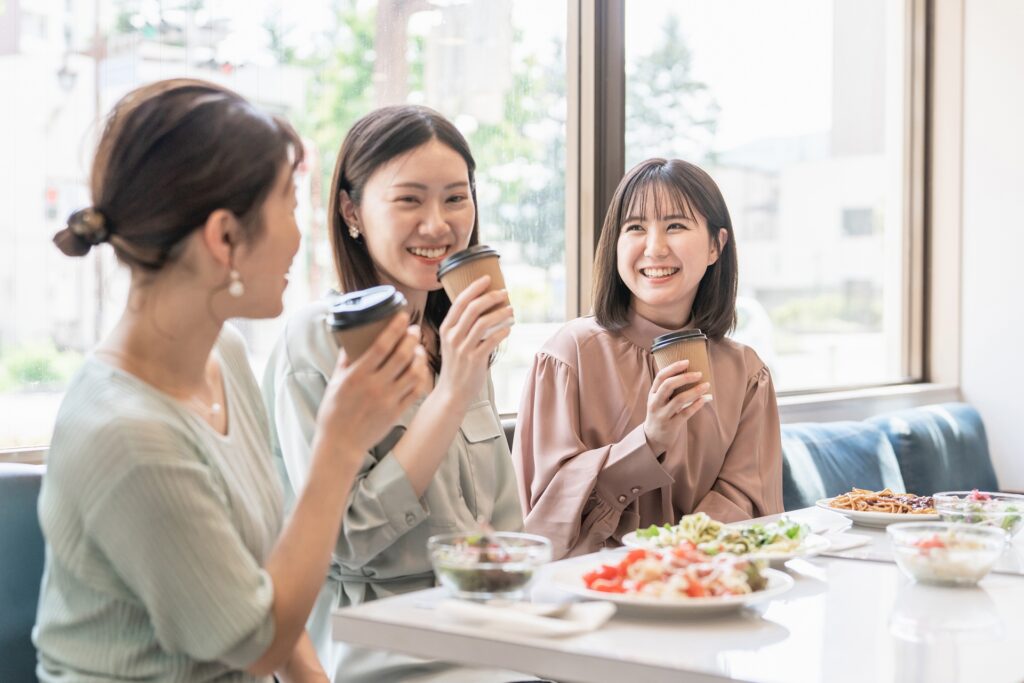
left=53, top=207, right=110, bottom=257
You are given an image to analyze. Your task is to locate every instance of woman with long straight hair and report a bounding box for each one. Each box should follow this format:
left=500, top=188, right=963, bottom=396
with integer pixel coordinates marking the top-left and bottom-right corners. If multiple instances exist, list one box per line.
left=36, top=79, right=430, bottom=682
left=513, top=158, right=784, bottom=560
left=263, top=105, right=530, bottom=682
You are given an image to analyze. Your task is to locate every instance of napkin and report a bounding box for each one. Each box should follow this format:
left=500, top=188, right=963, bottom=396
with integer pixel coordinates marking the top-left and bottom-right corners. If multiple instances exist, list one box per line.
left=823, top=533, right=872, bottom=552
left=436, top=599, right=616, bottom=637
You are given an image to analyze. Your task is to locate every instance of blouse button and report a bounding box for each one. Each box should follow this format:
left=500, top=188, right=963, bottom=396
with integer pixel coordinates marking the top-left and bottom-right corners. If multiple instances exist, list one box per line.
left=631, top=487, right=641, bottom=495
left=617, top=494, right=627, bottom=504
left=405, top=512, right=417, bottom=526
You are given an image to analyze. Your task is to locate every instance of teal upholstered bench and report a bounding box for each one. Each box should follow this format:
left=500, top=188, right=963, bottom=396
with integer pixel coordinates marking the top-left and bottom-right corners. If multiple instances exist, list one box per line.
left=780, top=421, right=906, bottom=510
left=782, top=403, right=998, bottom=510
left=867, top=403, right=998, bottom=497
left=0, top=463, right=45, bottom=683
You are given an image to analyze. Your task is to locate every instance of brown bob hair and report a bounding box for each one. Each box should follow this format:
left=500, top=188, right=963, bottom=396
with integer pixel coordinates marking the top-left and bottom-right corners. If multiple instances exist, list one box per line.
left=53, top=78, right=303, bottom=269
left=592, top=158, right=738, bottom=339
left=327, top=105, right=479, bottom=369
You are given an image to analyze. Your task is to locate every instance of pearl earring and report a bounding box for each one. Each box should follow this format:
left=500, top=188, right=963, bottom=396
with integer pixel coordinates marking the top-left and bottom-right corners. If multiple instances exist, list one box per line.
left=228, top=269, right=245, bottom=297
left=349, top=224, right=361, bottom=240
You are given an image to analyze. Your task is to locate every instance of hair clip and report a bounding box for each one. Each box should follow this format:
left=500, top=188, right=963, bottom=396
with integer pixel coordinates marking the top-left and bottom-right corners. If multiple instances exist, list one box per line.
left=67, top=207, right=110, bottom=245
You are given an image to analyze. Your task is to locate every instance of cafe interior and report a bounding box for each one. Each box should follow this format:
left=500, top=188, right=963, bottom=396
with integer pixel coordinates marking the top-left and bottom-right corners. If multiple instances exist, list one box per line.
left=2, top=1, right=1023, bottom=682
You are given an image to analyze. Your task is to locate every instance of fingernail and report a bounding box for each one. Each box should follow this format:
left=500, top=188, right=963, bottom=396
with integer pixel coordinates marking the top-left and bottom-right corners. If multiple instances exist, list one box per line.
left=408, top=324, right=421, bottom=336
left=702, top=394, right=714, bottom=402
left=702, top=382, right=711, bottom=390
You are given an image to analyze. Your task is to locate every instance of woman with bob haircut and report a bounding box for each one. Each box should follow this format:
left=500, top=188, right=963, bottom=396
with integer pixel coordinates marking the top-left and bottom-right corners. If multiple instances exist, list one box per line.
left=263, top=105, right=530, bottom=682
left=513, top=158, right=783, bottom=559
left=35, top=79, right=430, bottom=681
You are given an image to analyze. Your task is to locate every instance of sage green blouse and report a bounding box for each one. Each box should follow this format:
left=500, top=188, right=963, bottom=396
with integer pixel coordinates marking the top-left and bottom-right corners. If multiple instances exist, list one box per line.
left=263, top=299, right=524, bottom=683
left=34, top=325, right=282, bottom=682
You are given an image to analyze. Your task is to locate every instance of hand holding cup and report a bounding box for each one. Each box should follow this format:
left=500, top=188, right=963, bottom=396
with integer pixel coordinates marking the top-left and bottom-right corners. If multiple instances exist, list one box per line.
left=317, top=311, right=431, bottom=455
left=643, top=359, right=712, bottom=454
left=434, top=274, right=514, bottom=412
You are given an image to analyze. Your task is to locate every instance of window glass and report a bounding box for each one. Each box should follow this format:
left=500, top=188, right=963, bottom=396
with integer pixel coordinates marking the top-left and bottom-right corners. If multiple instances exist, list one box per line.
left=0, top=0, right=567, bottom=447
left=625, top=0, right=909, bottom=391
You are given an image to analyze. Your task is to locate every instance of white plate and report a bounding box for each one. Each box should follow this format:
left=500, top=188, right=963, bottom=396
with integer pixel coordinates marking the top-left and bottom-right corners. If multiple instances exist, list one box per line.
left=815, top=498, right=940, bottom=528
left=748, top=533, right=831, bottom=562
left=550, top=564, right=794, bottom=615
left=620, top=530, right=831, bottom=562
left=621, top=530, right=683, bottom=550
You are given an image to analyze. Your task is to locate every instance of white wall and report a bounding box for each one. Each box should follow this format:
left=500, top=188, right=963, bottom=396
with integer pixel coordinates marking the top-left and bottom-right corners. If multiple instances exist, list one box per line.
left=962, top=0, right=1024, bottom=489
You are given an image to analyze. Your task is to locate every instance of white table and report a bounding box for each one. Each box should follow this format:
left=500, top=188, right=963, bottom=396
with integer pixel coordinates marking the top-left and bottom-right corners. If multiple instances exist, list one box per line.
left=332, top=509, right=1024, bottom=683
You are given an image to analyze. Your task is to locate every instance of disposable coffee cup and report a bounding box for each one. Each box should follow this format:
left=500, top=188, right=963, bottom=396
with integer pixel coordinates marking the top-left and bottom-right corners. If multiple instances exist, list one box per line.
left=328, top=285, right=406, bottom=360
left=436, top=244, right=507, bottom=301
left=651, top=329, right=713, bottom=397
left=436, top=244, right=512, bottom=339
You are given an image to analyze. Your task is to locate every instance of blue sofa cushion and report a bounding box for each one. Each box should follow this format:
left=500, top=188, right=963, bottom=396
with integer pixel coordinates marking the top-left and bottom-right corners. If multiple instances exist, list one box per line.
left=868, top=402, right=999, bottom=496
left=781, top=421, right=906, bottom=510
left=0, top=463, right=45, bottom=683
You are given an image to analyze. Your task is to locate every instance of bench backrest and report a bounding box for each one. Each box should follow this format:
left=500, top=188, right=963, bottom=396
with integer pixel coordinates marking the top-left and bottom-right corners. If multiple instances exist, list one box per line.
left=0, top=463, right=45, bottom=682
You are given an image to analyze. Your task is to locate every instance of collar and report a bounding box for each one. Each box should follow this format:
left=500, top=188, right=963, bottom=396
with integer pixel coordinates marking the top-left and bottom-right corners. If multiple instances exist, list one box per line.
left=620, top=308, right=693, bottom=352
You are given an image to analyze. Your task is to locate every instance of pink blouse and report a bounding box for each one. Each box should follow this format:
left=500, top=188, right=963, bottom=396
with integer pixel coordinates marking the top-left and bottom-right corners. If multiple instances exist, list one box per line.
left=512, top=310, right=783, bottom=559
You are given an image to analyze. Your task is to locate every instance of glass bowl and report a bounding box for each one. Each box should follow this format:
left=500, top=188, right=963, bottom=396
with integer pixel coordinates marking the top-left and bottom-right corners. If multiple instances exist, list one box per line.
left=933, top=490, right=1024, bottom=538
left=428, top=531, right=552, bottom=600
left=888, top=522, right=1008, bottom=586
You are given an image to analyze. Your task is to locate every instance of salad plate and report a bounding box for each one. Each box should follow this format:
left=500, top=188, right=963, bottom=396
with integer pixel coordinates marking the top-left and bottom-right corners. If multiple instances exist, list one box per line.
left=622, top=514, right=830, bottom=561
left=815, top=498, right=940, bottom=528
left=551, top=559, right=793, bottom=615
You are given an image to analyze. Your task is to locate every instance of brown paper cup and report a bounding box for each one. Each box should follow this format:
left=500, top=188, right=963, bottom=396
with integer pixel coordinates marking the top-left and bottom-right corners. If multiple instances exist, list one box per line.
left=332, top=314, right=396, bottom=361
left=652, top=337, right=713, bottom=395
left=438, top=254, right=506, bottom=304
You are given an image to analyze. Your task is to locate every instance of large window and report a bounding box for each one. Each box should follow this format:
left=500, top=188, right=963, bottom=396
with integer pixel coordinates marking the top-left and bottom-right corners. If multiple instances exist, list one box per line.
left=0, top=0, right=566, bottom=448
left=626, top=0, right=913, bottom=392
left=1, top=0, right=926, bottom=451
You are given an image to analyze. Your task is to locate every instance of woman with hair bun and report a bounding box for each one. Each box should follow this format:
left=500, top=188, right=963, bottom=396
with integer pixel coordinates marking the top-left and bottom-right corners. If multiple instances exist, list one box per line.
left=36, top=79, right=431, bottom=682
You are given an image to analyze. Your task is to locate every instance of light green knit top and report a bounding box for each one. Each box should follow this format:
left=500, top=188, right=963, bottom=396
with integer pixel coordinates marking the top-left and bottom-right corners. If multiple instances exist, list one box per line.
left=34, top=325, right=283, bottom=682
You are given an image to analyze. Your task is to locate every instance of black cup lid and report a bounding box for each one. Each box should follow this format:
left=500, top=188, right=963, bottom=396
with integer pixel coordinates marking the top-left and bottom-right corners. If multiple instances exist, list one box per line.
left=328, top=285, right=406, bottom=330
left=436, top=244, right=500, bottom=279
left=651, top=329, right=707, bottom=353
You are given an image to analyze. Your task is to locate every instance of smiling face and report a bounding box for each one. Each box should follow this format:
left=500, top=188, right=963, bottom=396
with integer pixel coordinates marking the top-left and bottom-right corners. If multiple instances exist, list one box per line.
left=344, top=139, right=476, bottom=298
left=615, top=184, right=725, bottom=328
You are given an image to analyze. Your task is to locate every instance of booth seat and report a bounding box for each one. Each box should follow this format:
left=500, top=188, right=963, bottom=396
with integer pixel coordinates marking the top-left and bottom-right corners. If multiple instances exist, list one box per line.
left=502, top=402, right=999, bottom=511
left=0, top=463, right=46, bottom=683
left=867, top=403, right=999, bottom=499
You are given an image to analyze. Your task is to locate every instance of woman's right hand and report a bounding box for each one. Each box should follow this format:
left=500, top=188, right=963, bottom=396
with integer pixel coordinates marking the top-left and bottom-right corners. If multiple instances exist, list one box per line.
left=643, top=359, right=711, bottom=454
left=315, top=311, right=431, bottom=455
left=435, top=275, right=514, bottom=413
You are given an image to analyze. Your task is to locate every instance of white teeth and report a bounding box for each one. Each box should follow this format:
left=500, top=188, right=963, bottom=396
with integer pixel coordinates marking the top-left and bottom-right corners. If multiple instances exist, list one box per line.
left=641, top=268, right=678, bottom=278
left=408, top=247, right=447, bottom=259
